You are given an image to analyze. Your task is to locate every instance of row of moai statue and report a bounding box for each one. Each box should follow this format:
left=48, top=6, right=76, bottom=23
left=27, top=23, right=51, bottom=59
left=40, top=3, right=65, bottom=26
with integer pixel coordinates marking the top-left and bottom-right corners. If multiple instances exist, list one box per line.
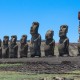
left=0, top=11, right=80, bottom=58
left=28, top=12, right=80, bottom=58
left=30, top=22, right=70, bottom=57
left=30, top=11, right=80, bottom=57
left=0, top=35, right=18, bottom=58
left=0, top=22, right=71, bottom=58
left=0, top=35, right=28, bottom=58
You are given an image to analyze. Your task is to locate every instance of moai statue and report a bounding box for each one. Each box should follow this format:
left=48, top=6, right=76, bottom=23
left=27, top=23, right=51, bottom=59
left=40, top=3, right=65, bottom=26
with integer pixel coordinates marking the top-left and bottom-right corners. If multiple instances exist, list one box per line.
left=58, top=25, right=69, bottom=56
left=77, top=11, right=80, bottom=56
left=0, top=39, right=2, bottom=58
left=2, top=36, right=9, bottom=58
left=20, top=35, right=28, bottom=58
left=9, top=35, right=18, bottom=58
left=44, top=30, right=55, bottom=56
left=30, top=22, right=41, bottom=57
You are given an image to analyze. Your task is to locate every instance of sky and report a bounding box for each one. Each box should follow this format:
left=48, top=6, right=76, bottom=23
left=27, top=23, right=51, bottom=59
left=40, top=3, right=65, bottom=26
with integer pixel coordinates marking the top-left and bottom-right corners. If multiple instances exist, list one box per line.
left=0, top=0, right=80, bottom=42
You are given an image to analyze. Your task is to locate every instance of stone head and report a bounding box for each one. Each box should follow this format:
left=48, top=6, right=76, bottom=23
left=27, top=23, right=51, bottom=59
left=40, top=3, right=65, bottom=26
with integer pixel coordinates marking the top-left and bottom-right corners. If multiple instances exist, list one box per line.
left=11, top=35, right=17, bottom=44
left=59, top=25, right=68, bottom=37
left=3, top=36, right=9, bottom=45
left=20, top=35, right=27, bottom=44
left=30, top=22, right=39, bottom=35
left=45, top=30, right=54, bottom=40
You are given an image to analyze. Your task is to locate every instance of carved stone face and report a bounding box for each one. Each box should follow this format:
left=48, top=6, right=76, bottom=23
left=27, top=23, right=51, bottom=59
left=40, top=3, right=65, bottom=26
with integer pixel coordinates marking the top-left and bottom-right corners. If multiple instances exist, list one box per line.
left=3, top=36, right=9, bottom=45
left=59, top=25, right=68, bottom=37
left=12, top=38, right=16, bottom=42
left=30, top=22, right=39, bottom=35
left=20, top=35, right=27, bottom=44
left=78, top=12, right=80, bottom=20
left=45, top=30, right=54, bottom=39
left=11, top=36, right=17, bottom=44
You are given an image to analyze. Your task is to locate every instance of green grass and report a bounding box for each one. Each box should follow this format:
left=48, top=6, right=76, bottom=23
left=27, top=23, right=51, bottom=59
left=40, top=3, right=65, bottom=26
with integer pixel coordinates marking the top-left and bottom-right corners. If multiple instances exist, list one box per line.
left=0, top=71, right=79, bottom=80
left=0, top=64, right=80, bottom=80
left=0, top=63, right=22, bottom=67
left=67, top=70, right=80, bottom=74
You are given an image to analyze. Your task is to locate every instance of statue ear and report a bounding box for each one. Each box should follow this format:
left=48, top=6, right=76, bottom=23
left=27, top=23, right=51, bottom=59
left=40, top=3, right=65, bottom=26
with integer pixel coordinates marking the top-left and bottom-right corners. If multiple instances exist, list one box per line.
left=66, top=25, right=68, bottom=33
left=78, top=11, right=80, bottom=20
left=52, top=30, right=54, bottom=36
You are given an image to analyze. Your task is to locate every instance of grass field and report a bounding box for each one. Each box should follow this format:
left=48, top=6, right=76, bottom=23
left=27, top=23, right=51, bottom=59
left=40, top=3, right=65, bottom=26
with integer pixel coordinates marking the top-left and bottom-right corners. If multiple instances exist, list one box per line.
left=0, top=71, right=79, bottom=80
left=0, top=63, right=80, bottom=80
left=0, top=63, right=22, bottom=67
left=0, top=70, right=80, bottom=80
left=0, top=71, right=73, bottom=80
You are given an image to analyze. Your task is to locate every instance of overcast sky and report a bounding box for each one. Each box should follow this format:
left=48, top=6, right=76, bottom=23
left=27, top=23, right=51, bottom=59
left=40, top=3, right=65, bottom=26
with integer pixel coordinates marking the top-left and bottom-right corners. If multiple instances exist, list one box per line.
left=0, top=0, right=80, bottom=42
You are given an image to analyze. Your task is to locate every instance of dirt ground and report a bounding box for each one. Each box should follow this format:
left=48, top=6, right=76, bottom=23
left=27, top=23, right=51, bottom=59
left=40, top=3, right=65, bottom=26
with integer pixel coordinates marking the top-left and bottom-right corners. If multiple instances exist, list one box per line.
left=0, top=57, right=80, bottom=74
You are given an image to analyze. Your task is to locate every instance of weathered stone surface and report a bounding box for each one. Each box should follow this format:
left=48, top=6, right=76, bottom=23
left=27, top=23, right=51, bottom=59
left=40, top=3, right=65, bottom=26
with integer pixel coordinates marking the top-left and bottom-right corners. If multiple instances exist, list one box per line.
left=9, top=35, right=18, bottom=58
left=77, top=43, right=80, bottom=56
left=2, top=36, right=9, bottom=58
left=44, top=30, right=55, bottom=56
left=30, top=22, right=41, bottom=57
left=58, top=25, right=69, bottom=56
left=20, top=35, right=28, bottom=58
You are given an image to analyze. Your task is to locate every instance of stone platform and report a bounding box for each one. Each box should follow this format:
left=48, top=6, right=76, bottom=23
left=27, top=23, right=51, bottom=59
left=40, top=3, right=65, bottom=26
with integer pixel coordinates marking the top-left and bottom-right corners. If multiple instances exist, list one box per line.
left=0, top=57, right=80, bottom=64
